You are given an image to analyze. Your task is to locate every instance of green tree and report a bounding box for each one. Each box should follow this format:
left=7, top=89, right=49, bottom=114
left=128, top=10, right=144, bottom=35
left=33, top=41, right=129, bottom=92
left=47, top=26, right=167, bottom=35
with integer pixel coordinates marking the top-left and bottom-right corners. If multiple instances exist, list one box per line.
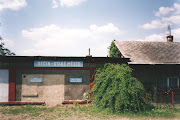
left=108, top=40, right=121, bottom=57
left=0, top=36, right=15, bottom=56
left=91, top=63, right=152, bottom=113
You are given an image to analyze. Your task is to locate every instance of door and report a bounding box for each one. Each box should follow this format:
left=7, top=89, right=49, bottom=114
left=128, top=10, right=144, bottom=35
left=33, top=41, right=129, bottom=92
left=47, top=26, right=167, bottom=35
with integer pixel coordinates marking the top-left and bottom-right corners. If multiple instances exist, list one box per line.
left=0, top=69, right=9, bottom=102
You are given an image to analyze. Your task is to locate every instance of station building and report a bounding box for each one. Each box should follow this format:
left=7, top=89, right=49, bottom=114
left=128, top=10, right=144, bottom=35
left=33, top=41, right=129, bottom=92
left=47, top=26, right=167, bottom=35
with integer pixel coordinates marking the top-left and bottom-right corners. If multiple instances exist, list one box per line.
left=0, top=56, right=128, bottom=105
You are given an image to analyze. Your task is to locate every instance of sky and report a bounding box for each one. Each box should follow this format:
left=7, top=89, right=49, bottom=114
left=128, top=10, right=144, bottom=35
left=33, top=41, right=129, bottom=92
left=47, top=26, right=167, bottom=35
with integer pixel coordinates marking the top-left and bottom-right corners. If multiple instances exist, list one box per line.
left=0, top=0, right=180, bottom=57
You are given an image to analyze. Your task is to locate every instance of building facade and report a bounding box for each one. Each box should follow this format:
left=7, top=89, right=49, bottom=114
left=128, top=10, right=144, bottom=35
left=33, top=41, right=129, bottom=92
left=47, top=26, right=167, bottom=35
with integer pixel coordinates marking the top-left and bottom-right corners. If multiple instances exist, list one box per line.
left=115, top=40, right=180, bottom=104
left=0, top=56, right=128, bottom=105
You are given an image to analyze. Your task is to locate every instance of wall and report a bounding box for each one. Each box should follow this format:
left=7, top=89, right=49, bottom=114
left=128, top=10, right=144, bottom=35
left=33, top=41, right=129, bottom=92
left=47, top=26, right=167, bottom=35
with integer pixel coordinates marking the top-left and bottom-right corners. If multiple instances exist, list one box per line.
left=0, top=56, right=129, bottom=104
left=16, top=69, right=90, bottom=103
left=130, top=65, right=157, bottom=91
left=131, top=64, right=180, bottom=104
left=21, top=74, right=64, bottom=105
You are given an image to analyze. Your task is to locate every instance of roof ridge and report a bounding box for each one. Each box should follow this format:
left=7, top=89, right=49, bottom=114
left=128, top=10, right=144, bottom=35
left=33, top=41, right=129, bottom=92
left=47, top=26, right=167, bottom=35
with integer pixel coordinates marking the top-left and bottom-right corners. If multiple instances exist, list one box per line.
left=115, top=41, right=180, bottom=43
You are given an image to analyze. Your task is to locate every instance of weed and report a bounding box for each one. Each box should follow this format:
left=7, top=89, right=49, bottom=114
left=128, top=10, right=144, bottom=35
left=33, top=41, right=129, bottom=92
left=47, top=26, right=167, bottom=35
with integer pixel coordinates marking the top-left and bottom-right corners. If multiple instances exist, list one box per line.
left=45, top=107, right=55, bottom=113
left=73, top=101, right=79, bottom=107
left=70, top=106, right=77, bottom=112
left=30, top=112, right=41, bottom=117
left=0, top=105, right=47, bottom=115
left=155, top=104, right=172, bottom=110
left=0, top=104, right=6, bottom=107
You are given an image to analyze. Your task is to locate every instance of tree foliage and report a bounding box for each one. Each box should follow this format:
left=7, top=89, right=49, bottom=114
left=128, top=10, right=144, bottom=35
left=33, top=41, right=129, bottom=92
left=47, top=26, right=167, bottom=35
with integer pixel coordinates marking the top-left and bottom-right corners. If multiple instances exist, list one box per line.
left=91, top=63, right=152, bottom=113
left=108, top=41, right=121, bottom=57
left=0, top=36, right=15, bottom=56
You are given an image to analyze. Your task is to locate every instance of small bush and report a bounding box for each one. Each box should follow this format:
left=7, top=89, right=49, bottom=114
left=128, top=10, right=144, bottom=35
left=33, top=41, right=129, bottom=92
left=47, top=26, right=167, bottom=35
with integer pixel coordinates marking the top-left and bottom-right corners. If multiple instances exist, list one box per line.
left=91, top=63, right=153, bottom=113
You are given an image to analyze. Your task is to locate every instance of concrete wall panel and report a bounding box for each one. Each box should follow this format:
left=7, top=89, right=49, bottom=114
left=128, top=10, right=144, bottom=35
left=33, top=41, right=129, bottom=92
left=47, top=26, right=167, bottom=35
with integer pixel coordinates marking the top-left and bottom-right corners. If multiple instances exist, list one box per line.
left=64, top=85, right=89, bottom=100
left=16, top=69, right=90, bottom=103
left=21, top=74, right=65, bottom=105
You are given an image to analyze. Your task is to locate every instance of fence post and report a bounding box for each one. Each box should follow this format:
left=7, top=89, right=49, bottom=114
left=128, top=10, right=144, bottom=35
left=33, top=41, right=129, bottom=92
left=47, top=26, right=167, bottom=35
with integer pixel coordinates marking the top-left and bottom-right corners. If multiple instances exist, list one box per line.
left=172, top=90, right=174, bottom=110
left=160, top=92, right=162, bottom=103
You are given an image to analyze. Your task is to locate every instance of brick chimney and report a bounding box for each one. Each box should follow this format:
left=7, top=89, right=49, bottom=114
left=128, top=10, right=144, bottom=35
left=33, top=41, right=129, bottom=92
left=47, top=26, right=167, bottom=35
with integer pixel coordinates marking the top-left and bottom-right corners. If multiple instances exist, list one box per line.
left=167, top=35, right=173, bottom=42
left=167, top=25, right=173, bottom=42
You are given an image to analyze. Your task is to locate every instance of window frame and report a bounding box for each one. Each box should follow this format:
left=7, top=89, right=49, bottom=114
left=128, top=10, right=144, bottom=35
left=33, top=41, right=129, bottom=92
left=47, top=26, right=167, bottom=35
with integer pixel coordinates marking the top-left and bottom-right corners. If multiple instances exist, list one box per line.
left=167, top=77, right=179, bottom=88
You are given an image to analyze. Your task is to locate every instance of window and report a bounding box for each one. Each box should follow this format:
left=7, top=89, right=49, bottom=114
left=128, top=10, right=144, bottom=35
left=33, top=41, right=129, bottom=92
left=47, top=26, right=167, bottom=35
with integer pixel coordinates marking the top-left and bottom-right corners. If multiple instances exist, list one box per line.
left=167, top=77, right=179, bottom=88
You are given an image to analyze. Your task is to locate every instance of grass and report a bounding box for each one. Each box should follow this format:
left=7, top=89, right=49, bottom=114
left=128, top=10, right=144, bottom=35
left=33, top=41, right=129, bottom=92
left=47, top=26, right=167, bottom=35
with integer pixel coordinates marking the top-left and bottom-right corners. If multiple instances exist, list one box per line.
left=0, top=105, right=48, bottom=115
left=0, top=104, right=180, bottom=120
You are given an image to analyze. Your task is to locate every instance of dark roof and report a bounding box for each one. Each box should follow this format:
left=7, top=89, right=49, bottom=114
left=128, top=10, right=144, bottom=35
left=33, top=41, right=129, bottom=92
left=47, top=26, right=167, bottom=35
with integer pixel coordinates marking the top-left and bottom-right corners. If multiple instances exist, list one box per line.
left=115, top=41, right=180, bottom=64
left=0, top=56, right=129, bottom=64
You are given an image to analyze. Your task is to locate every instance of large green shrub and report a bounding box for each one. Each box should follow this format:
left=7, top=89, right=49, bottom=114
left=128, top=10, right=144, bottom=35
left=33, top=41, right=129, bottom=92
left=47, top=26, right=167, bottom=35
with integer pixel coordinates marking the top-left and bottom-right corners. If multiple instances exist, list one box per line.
left=91, top=63, right=152, bottom=113
left=108, top=41, right=121, bottom=57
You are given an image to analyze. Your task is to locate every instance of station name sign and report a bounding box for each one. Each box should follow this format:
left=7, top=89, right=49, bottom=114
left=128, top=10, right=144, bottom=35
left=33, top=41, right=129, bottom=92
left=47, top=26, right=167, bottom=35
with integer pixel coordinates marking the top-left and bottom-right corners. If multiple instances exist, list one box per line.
left=34, top=60, right=83, bottom=67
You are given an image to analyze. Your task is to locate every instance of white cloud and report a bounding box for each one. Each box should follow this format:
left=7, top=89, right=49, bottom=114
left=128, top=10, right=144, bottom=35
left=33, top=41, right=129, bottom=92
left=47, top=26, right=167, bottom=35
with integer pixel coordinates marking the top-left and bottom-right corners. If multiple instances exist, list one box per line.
left=0, top=0, right=27, bottom=11
left=136, top=34, right=164, bottom=42
left=52, top=0, right=59, bottom=8
left=139, top=20, right=168, bottom=29
left=155, top=3, right=180, bottom=16
left=162, top=15, right=180, bottom=24
left=21, top=23, right=124, bottom=56
left=174, top=3, right=180, bottom=14
left=23, top=49, right=49, bottom=56
left=135, top=28, right=180, bottom=42
left=144, top=34, right=164, bottom=41
left=51, top=0, right=87, bottom=8
left=155, top=6, right=174, bottom=17
left=172, top=28, right=180, bottom=40
left=90, top=23, right=120, bottom=33
left=60, top=0, right=87, bottom=7
left=140, top=3, right=180, bottom=29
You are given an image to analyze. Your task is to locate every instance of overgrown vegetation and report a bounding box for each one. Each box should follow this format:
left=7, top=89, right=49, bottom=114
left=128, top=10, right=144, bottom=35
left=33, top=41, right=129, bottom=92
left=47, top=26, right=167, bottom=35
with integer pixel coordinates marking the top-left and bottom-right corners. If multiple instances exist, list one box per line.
left=91, top=63, right=153, bottom=113
left=108, top=40, right=121, bottom=57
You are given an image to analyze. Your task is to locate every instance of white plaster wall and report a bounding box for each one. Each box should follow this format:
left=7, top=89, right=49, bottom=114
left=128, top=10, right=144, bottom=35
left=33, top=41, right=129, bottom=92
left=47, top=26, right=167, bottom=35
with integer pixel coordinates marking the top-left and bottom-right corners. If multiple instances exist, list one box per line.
left=0, top=69, right=9, bottom=102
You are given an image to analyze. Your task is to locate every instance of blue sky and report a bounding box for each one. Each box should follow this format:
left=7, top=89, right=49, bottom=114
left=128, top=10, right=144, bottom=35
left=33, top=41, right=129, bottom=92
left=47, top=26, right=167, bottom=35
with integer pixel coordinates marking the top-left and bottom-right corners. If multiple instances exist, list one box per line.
left=0, top=0, right=180, bottom=56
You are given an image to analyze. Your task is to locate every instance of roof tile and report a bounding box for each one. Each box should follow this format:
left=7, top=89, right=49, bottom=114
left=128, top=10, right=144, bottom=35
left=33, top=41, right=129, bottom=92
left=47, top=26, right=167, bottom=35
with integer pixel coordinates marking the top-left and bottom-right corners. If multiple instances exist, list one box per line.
left=115, top=41, right=180, bottom=64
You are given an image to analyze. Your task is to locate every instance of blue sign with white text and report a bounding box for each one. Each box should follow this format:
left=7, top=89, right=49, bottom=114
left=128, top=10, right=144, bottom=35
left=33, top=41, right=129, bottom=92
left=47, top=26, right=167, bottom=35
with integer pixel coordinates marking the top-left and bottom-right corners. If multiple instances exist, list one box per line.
left=69, top=78, right=82, bottom=83
left=29, top=77, right=43, bottom=82
left=34, top=60, right=83, bottom=67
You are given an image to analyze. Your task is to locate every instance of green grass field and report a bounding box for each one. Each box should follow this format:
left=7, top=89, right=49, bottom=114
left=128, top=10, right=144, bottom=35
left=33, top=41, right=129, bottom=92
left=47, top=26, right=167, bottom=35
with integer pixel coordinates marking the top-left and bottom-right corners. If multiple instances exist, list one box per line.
left=0, top=104, right=180, bottom=120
